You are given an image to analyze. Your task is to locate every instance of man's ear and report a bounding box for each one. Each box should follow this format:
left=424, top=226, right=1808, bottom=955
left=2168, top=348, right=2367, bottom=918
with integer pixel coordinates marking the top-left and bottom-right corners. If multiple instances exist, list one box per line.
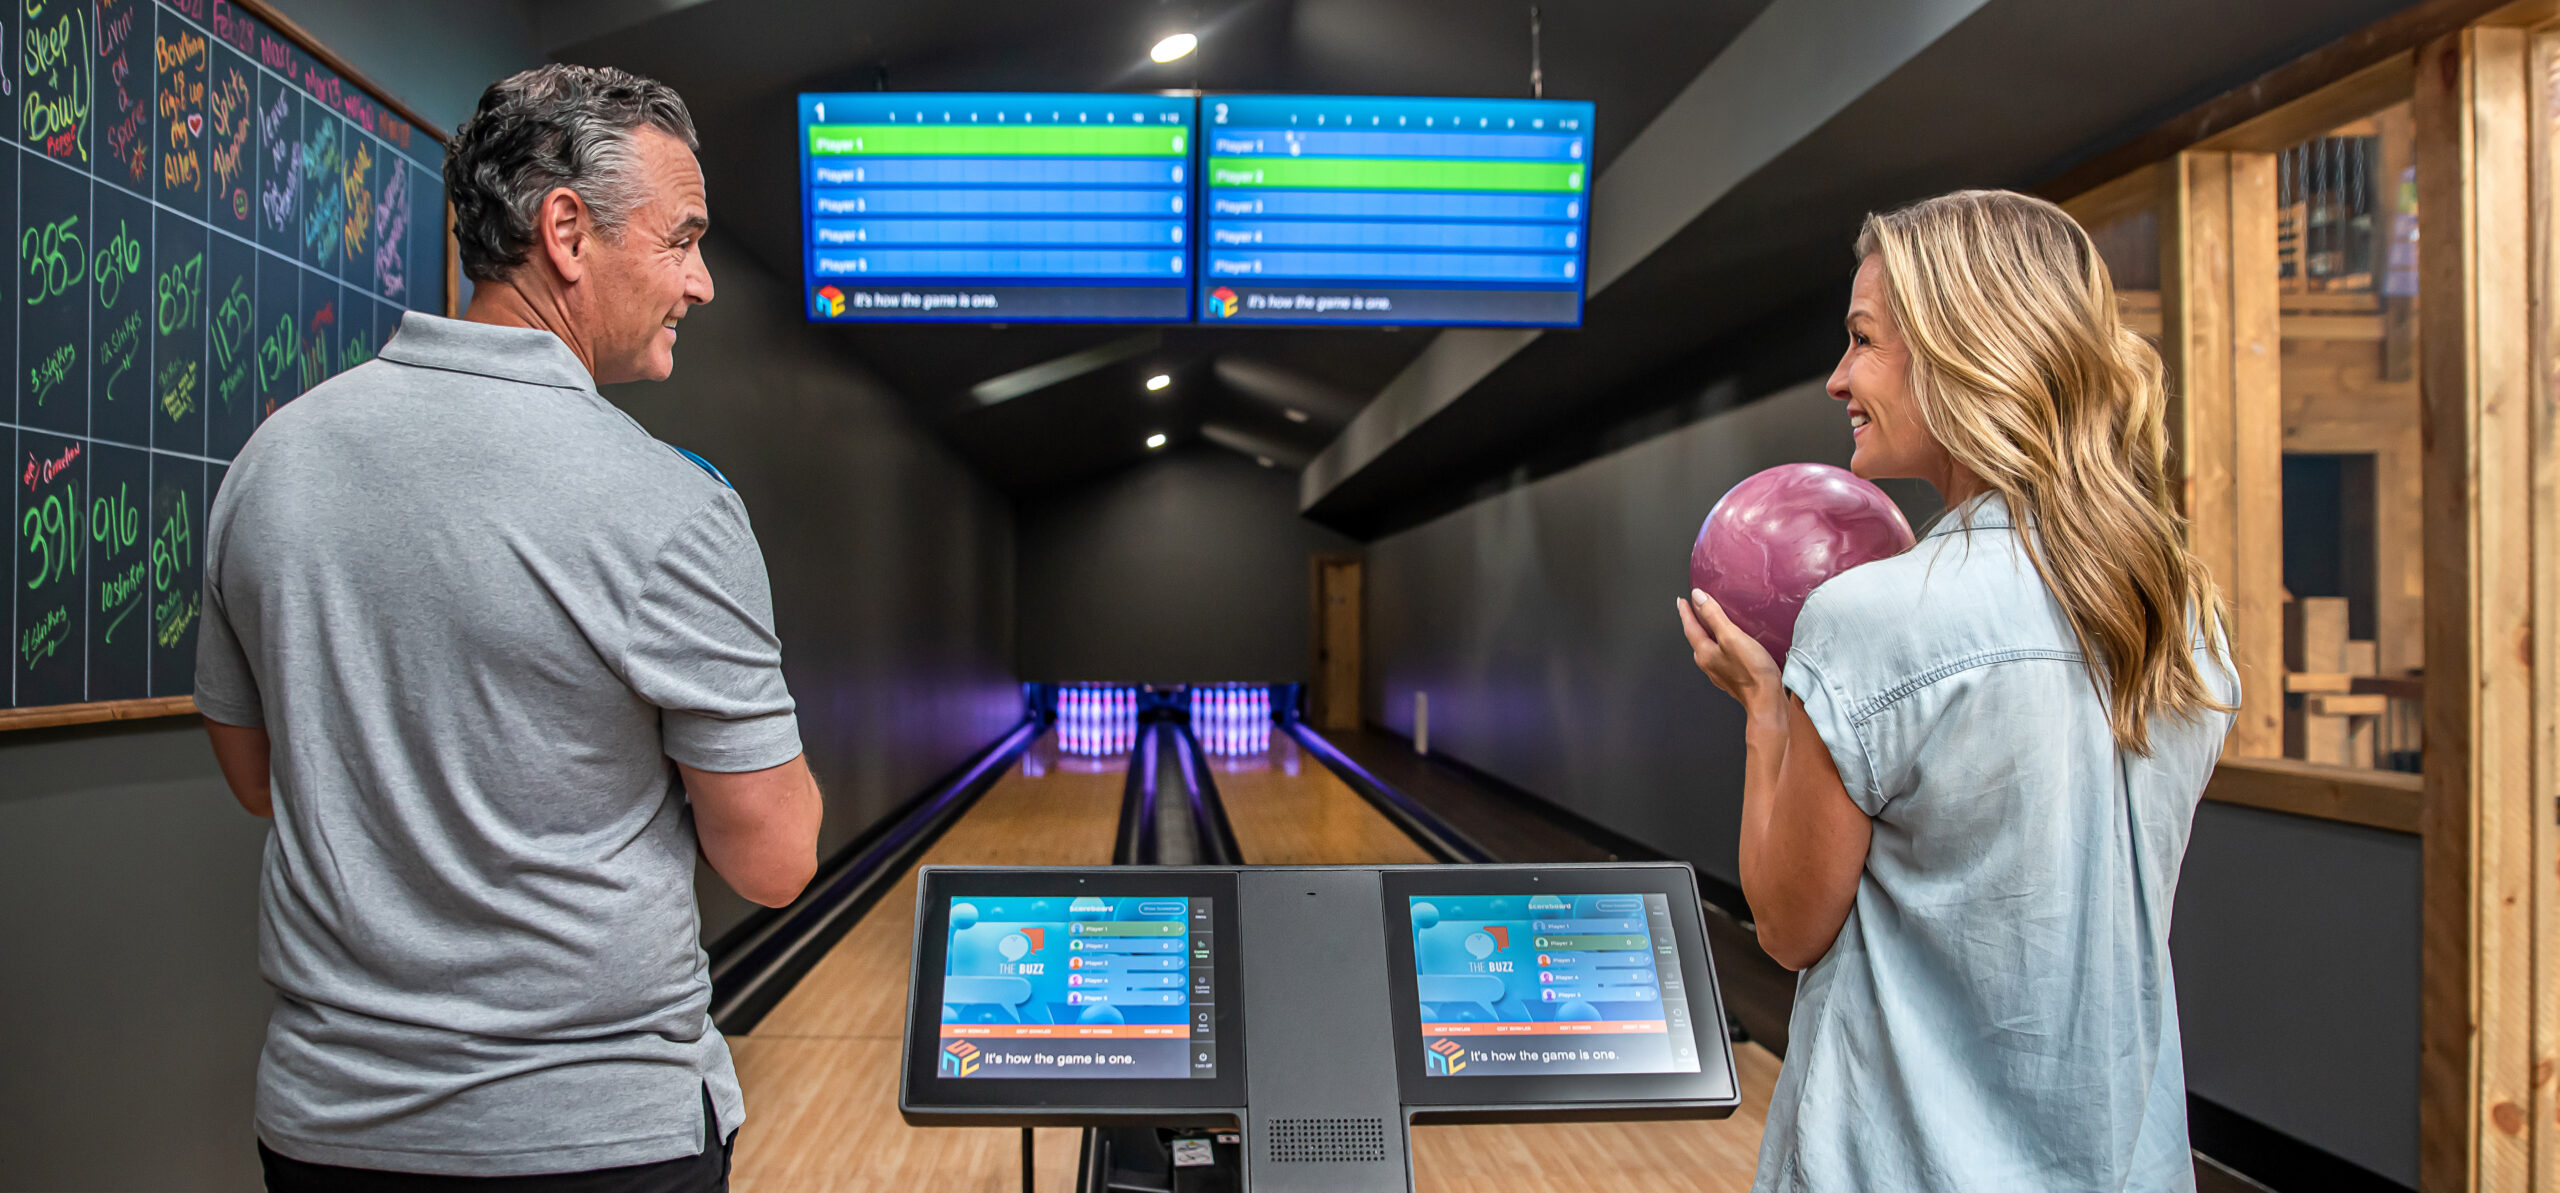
left=537, top=186, right=590, bottom=284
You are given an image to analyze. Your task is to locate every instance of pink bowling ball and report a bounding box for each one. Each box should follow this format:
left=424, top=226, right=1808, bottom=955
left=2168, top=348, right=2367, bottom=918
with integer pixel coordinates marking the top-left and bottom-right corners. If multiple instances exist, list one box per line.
left=1689, top=463, right=1917, bottom=661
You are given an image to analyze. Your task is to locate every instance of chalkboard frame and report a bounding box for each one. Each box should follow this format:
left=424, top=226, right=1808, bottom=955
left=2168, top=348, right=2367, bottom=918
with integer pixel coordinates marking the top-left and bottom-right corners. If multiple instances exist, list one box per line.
left=0, top=0, right=457, bottom=733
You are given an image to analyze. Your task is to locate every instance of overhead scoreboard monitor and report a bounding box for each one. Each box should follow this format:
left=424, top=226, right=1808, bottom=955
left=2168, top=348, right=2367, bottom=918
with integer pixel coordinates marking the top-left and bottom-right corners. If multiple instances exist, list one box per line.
left=1199, top=95, right=1593, bottom=327
left=799, top=93, right=1195, bottom=323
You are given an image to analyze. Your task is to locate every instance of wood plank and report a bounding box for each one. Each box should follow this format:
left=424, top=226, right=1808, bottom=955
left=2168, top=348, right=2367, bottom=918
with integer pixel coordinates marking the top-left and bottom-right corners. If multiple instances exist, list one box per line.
left=2234, top=153, right=2291, bottom=757
left=1412, top=1048, right=1782, bottom=1193
left=0, top=694, right=197, bottom=732
left=2417, top=24, right=2548, bottom=1191
left=2285, top=672, right=2358, bottom=692
left=2464, top=26, right=2538, bottom=1190
left=2037, top=0, right=2512, bottom=200
left=2416, top=30, right=2485, bottom=1190
left=2532, top=29, right=2560, bottom=1192
left=2308, top=693, right=2391, bottom=716
left=2204, top=756, right=2423, bottom=833
left=2060, top=162, right=2165, bottom=234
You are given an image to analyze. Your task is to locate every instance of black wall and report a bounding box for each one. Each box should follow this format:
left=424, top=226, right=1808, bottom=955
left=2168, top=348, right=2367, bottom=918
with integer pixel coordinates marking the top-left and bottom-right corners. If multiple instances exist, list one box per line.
left=1017, top=444, right=1359, bottom=683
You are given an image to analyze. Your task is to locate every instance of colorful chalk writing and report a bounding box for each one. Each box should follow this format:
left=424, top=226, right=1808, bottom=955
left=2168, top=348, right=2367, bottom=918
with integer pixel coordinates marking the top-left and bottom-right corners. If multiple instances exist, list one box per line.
left=341, top=137, right=371, bottom=266
left=100, top=0, right=147, bottom=182
left=23, top=214, right=85, bottom=304
left=21, top=479, right=80, bottom=590
left=257, top=313, right=299, bottom=393
left=93, top=483, right=145, bottom=644
left=208, top=63, right=250, bottom=220
left=212, top=276, right=251, bottom=406
left=156, top=29, right=206, bottom=195
left=94, top=218, right=143, bottom=307
left=24, top=0, right=91, bottom=160
left=101, top=311, right=143, bottom=404
left=29, top=341, right=77, bottom=407
left=298, top=298, right=333, bottom=391
left=10, top=0, right=444, bottom=712
left=301, top=116, right=341, bottom=264
left=374, top=164, right=407, bottom=298
left=257, top=85, right=293, bottom=233
left=151, top=491, right=197, bottom=648
left=156, top=251, right=203, bottom=335
left=158, top=358, right=197, bottom=420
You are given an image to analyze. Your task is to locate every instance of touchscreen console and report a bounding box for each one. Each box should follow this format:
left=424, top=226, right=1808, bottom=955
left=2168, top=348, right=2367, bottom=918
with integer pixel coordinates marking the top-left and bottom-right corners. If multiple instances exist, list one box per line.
left=1404, top=892, right=1705, bottom=1078
left=934, top=893, right=1215, bottom=1080
left=902, top=862, right=1738, bottom=1187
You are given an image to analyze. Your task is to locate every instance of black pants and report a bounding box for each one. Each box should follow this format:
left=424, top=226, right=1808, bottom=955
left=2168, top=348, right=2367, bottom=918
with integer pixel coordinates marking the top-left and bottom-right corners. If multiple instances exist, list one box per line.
left=259, top=1091, right=733, bottom=1193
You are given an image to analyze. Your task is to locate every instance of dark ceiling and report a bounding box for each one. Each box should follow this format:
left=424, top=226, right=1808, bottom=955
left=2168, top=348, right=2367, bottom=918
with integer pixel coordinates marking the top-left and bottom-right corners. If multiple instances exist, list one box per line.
left=1297, top=0, right=2433, bottom=537
left=552, top=0, right=1769, bottom=494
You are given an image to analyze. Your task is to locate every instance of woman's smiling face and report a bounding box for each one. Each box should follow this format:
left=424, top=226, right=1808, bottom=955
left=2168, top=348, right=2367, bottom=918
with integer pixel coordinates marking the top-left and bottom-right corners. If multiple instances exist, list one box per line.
left=1829, top=254, right=1946, bottom=485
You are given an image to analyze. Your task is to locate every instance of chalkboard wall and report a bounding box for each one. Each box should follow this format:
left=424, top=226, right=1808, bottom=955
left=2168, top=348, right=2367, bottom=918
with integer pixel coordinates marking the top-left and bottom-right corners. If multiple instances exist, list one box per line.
left=9, top=0, right=446, bottom=713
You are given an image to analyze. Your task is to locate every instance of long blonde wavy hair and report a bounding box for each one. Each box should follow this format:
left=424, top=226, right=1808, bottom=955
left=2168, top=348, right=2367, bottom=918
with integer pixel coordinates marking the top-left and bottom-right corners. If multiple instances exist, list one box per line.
left=1856, top=189, right=2229, bottom=753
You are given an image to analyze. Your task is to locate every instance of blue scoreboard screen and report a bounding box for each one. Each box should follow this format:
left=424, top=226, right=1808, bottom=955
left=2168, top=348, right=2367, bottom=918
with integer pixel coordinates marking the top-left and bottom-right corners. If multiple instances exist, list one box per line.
left=798, top=93, right=1196, bottom=323
left=1198, top=95, right=1593, bottom=327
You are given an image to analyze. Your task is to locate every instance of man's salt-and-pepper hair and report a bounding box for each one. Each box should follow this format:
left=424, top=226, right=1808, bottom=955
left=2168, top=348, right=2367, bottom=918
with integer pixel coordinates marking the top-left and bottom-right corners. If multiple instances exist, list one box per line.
left=445, top=65, right=698, bottom=284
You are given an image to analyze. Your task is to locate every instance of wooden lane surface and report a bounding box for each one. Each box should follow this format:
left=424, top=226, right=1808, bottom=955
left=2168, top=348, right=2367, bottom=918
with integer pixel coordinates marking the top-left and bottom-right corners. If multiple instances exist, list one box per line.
left=728, top=737, right=1124, bottom=1193
left=1216, top=734, right=1783, bottom=1193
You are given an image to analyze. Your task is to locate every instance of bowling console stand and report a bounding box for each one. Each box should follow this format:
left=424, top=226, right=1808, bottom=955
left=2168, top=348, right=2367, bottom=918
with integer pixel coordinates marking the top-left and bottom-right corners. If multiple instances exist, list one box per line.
left=901, top=863, right=1740, bottom=1192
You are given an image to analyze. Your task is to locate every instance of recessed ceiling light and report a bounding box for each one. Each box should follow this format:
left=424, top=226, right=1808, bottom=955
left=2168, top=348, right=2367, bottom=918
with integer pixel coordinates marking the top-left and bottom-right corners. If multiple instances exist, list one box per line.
left=1256, top=456, right=1275, bottom=468
left=1146, top=433, right=1169, bottom=449
left=1151, top=33, right=1197, bottom=62
left=1283, top=408, right=1309, bottom=423
left=1146, top=373, right=1172, bottom=391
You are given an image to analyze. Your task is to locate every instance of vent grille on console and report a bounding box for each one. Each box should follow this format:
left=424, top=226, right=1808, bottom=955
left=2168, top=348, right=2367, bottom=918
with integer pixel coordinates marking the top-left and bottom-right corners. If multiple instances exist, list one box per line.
left=1263, top=1116, right=1389, bottom=1163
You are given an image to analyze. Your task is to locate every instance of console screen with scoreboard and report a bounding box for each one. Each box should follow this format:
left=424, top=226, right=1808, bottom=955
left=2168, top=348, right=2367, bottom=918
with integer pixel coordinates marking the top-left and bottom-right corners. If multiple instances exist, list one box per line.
left=1406, top=893, right=1704, bottom=1077
left=798, top=93, right=1195, bottom=323
left=935, top=895, right=1217, bottom=1081
left=1198, top=94, right=1594, bottom=327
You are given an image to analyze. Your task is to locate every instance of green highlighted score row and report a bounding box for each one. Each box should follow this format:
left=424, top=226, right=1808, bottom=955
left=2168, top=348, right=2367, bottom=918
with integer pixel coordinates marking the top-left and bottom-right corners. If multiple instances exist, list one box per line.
left=1073, top=921, right=1186, bottom=937
left=808, top=124, right=1187, bottom=157
left=1208, top=156, right=1584, bottom=193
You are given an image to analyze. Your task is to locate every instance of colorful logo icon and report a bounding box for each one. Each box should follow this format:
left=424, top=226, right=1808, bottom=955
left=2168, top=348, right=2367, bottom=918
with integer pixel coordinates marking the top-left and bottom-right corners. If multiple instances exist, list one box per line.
left=1426, top=1038, right=1468, bottom=1076
left=941, top=1040, right=982, bottom=1078
left=814, top=285, right=846, bottom=317
left=1208, top=286, right=1239, bottom=318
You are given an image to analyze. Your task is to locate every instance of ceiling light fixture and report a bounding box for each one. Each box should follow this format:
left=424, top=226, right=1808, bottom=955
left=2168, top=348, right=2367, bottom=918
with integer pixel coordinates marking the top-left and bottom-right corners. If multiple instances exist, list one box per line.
left=1146, top=373, right=1172, bottom=391
left=1256, top=456, right=1275, bottom=468
left=1283, top=408, right=1309, bottom=423
left=1150, top=33, right=1197, bottom=63
left=1146, top=433, right=1169, bottom=449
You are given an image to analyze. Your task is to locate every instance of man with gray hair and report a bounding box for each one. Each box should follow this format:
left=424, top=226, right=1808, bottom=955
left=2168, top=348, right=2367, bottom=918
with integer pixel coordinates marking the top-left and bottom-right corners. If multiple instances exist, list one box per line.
left=195, top=65, right=820, bottom=1190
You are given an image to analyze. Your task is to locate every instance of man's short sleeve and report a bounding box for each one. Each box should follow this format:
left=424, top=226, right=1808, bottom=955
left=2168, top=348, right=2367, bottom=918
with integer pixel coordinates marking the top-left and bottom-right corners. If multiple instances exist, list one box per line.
left=623, top=496, right=803, bottom=773
left=193, top=539, right=264, bottom=728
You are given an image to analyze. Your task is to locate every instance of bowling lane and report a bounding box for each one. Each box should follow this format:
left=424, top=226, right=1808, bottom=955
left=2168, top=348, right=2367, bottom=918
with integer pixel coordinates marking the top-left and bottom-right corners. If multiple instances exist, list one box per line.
left=1215, top=730, right=1784, bottom=1193
left=728, top=733, right=1125, bottom=1193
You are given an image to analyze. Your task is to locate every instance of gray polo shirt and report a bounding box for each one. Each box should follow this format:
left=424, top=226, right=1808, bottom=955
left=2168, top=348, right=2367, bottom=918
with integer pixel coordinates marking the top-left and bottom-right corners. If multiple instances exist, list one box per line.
left=196, top=313, right=802, bottom=1176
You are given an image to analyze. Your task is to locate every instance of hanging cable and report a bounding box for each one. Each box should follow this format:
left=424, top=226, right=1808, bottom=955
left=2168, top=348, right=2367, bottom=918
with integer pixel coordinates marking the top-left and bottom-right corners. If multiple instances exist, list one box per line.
left=1529, top=5, right=1544, bottom=98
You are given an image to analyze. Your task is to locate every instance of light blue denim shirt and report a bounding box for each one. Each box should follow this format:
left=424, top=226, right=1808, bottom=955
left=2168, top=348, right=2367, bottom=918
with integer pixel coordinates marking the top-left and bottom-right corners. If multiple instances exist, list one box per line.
left=1756, top=493, right=2236, bottom=1192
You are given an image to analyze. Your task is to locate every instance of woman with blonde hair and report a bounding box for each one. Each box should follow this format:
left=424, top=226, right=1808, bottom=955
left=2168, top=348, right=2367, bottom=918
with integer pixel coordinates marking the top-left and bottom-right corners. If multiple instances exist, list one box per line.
left=1675, top=188, right=2236, bottom=1191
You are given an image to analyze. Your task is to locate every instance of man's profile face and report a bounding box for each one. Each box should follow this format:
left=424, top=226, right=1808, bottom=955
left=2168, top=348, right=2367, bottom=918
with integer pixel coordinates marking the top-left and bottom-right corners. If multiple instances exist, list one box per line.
left=582, top=128, right=714, bottom=384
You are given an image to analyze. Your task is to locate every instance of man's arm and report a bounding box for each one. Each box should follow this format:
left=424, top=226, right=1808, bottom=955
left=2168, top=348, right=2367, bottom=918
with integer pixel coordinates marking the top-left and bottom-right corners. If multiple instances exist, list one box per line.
left=682, top=754, right=822, bottom=908
left=203, top=718, right=274, bottom=818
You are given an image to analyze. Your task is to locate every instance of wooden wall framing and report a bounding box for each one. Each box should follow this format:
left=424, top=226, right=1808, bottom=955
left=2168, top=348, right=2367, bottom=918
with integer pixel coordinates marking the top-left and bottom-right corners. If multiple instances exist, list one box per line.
left=2160, top=151, right=2287, bottom=758
left=2412, top=21, right=2559, bottom=1192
